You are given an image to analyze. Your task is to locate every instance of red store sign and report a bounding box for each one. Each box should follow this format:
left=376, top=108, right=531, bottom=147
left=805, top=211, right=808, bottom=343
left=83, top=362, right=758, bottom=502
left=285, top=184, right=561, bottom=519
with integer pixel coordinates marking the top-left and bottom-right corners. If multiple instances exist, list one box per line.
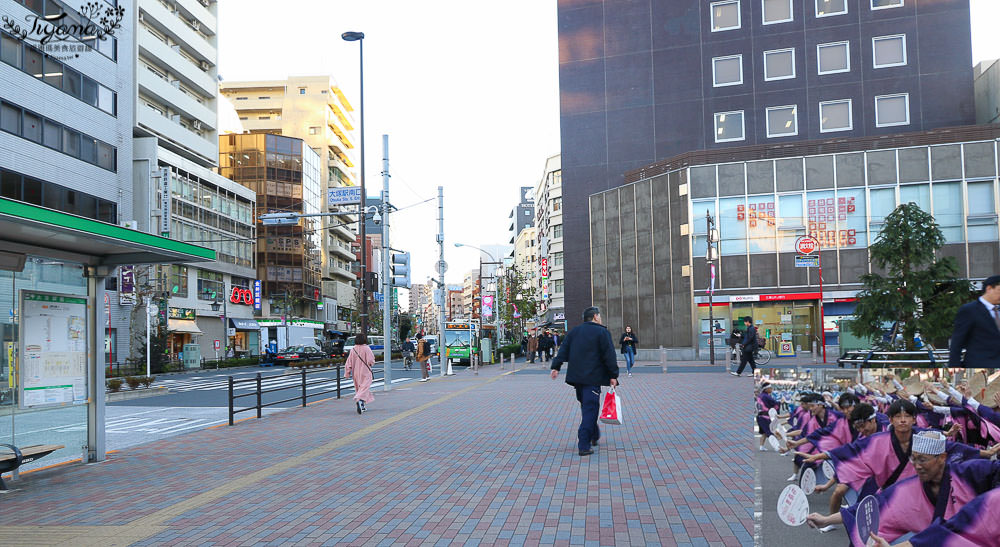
left=230, top=287, right=253, bottom=305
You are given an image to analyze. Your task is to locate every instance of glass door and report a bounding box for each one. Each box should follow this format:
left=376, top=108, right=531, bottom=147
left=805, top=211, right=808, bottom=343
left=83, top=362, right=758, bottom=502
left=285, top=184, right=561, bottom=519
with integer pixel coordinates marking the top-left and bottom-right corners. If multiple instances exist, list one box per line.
left=792, top=301, right=816, bottom=354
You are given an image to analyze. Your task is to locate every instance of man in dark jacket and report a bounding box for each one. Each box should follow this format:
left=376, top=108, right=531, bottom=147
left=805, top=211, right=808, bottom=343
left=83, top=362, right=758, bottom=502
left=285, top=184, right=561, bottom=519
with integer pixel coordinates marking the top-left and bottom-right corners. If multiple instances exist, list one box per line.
left=538, top=330, right=554, bottom=361
left=731, top=316, right=758, bottom=377
left=550, top=306, right=619, bottom=456
left=949, top=274, right=1000, bottom=367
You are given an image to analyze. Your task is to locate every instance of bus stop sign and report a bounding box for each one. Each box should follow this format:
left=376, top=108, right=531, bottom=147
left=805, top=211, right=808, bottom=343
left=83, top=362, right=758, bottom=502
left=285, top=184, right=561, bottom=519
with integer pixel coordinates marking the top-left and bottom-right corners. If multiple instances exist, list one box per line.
left=795, top=236, right=818, bottom=255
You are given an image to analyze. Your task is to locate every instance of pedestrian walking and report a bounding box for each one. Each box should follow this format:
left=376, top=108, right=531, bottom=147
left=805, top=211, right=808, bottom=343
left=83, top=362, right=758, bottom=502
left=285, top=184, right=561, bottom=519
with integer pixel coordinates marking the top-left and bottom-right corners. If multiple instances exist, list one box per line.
left=727, top=327, right=742, bottom=369
left=619, top=326, right=638, bottom=377
left=949, top=274, right=1000, bottom=367
left=527, top=332, right=539, bottom=363
left=731, top=316, right=758, bottom=377
left=550, top=306, right=619, bottom=456
left=415, top=332, right=431, bottom=382
left=520, top=334, right=528, bottom=357
left=539, top=330, right=555, bottom=362
left=344, top=333, right=375, bottom=414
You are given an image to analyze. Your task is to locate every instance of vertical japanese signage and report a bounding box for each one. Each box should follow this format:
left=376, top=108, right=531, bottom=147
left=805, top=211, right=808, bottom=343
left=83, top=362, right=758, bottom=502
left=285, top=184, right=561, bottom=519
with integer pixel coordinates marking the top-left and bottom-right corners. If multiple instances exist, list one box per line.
left=159, top=167, right=171, bottom=236
left=540, top=257, right=549, bottom=278
left=253, top=280, right=262, bottom=311
left=119, top=265, right=136, bottom=305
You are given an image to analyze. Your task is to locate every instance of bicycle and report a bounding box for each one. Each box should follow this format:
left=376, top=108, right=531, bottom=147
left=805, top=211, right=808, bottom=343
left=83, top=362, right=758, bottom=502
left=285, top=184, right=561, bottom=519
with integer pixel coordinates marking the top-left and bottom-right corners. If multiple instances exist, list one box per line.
left=755, top=346, right=772, bottom=365
left=403, top=351, right=414, bottom=370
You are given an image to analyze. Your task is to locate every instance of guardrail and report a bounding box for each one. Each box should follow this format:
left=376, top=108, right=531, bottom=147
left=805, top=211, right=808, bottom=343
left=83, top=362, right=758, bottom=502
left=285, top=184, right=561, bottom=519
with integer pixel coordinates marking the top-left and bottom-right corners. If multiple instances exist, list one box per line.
left=227, top=364, right=384, bottom=426
left=837, top=349, right=951, bottom=367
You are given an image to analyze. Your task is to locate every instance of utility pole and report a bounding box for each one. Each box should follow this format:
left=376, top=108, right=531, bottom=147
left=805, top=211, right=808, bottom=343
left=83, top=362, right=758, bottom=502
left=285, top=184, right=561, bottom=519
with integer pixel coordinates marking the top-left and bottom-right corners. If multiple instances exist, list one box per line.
left=706, top=212, right=717, bottom=365
left=381, top=134, right=392, bottom=390
left=437, top=186, right=447, bottom=376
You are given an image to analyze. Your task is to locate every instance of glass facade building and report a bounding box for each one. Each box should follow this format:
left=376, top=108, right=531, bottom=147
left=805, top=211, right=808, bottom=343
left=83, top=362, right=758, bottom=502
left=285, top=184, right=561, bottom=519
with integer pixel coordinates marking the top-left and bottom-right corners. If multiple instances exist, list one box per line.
left=590, top=129, right=1000, bottom=355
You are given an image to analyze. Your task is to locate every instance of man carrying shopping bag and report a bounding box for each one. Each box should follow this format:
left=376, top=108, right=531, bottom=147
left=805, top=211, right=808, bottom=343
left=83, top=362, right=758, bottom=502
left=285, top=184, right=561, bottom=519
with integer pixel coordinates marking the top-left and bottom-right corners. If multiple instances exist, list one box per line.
left=550, top=306, right=619, bottom=456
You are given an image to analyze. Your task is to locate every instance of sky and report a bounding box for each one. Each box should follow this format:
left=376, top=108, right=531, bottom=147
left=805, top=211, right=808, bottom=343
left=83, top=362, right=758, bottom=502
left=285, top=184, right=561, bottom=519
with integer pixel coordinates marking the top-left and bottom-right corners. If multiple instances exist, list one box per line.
left=218, top=0, right=1000, bottom=291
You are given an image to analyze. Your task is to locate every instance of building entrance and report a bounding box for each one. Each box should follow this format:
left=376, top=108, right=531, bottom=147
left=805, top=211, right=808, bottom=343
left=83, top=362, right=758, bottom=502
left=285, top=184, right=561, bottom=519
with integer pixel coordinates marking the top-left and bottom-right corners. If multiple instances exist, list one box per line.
left=729, top=300, right=818, bottom=356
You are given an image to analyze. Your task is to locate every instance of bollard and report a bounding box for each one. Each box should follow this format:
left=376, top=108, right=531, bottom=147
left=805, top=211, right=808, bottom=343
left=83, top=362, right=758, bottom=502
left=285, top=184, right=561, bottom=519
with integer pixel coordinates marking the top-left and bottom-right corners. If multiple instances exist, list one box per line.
left=336, top=363, right=341, bottom=399
left=228, top=376, right=234, bottom=426
left=500, top=353, right=505, bottom=369
left=255, top=373, right=262, bottom=419
left=301, top=368, right=307, bottom=407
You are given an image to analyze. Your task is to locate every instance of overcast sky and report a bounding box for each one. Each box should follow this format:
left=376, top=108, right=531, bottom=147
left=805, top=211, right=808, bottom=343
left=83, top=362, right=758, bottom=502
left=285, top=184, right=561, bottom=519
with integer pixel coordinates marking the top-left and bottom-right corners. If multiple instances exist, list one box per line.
left=218, top=0, right=1000, bottom=291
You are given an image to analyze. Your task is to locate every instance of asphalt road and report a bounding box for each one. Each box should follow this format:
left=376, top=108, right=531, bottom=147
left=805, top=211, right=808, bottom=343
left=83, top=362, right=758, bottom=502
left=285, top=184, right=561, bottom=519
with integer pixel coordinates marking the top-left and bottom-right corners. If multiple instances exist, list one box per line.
left=756, top=434, right=848, bottom=546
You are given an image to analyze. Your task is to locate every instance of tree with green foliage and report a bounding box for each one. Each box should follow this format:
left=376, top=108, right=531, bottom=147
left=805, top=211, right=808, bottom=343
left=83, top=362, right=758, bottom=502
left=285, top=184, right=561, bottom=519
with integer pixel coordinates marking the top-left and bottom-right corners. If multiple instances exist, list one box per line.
left=849, top=203, right=973, bottom=350
left=398, top=314, right=412, bottom=341
left=496, top=264, right=538, bottom=342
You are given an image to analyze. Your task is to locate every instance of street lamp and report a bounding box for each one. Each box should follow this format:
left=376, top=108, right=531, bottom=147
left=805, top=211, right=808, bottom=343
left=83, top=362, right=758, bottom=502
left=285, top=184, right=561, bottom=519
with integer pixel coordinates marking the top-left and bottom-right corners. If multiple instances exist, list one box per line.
left=342, top=30, right=368, bottom=337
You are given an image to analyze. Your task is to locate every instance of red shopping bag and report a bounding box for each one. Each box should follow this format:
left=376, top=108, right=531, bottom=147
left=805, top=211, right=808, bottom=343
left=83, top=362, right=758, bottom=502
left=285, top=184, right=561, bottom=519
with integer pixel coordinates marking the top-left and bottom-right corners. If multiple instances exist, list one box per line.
left=600, top=388, right=623, bottom=425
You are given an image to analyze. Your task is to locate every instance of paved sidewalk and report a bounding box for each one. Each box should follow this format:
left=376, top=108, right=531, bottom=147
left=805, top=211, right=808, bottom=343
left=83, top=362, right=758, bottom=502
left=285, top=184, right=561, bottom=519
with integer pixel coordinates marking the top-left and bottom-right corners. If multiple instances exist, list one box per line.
left=0, top=364, right=754, bottom=546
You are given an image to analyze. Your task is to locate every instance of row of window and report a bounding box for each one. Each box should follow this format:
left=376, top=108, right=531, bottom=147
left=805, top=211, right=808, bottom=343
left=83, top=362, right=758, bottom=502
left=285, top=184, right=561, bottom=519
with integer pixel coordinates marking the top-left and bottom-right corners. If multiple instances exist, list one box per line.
left=12, top=0, right=118, bottom=60
left=1, top=31, right=117, bottom=115
left=0, top=166, right=117, bottom=222
left=712, top=0, right=904, bottom=32
left=714, top=94, right=908, bottom=142
left=167, top=266, right=254, bottom=299
left=713, top=36, right=904, bottom=88
left=1, top=100, right=117, bottom=171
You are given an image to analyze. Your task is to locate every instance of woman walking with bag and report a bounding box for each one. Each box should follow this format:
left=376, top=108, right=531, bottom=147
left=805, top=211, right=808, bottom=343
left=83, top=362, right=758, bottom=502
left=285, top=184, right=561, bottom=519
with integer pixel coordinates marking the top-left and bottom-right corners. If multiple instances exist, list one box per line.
left=619, top=326, right=638, bottom=377
left=345, top=333, right=375, bottom=414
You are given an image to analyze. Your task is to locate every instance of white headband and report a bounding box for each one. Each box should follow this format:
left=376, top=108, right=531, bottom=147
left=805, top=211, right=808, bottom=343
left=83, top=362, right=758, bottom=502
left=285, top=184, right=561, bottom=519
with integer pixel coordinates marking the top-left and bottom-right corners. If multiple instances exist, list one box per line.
left=912, top=431, right=947, bottom=455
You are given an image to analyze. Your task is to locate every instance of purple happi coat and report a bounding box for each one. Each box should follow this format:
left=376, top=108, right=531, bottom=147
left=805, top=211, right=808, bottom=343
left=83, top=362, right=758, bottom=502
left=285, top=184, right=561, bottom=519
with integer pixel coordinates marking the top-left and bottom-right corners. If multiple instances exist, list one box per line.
left=908, top=488, right=1000, bottom=547
left=841, top=459, right=1000, bottom=546
left=756, top=392, right=780, bottom=436
left=827, top=427, right=982, bottom=496
left=806, top=409, right=854, bottom=452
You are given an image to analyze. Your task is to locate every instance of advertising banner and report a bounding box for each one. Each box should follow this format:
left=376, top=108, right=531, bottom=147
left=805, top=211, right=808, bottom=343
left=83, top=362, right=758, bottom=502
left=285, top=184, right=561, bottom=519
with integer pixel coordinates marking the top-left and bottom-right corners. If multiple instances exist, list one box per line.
left=482, top=295, right=494, bottom=318
left=20, top=292, right=88, bottom=408
left=119, top=265, right=136, bottom=305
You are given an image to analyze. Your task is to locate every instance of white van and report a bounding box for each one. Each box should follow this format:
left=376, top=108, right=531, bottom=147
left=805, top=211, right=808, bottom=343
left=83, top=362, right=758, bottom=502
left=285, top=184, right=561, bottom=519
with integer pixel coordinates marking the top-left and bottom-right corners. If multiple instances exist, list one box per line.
left=343, top=336, right=385, bottom=359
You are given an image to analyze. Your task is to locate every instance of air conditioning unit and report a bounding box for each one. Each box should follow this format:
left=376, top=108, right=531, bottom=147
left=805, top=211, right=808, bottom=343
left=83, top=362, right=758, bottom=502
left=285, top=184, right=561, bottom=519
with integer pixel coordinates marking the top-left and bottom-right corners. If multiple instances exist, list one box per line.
left=170, top=79, right=180, bottom=88
left=170, top=114, right=181, bottom=123
left=199, top=60, right=210, bottom=71
left=192, top=120, right=202, bottom=130
left=119, top=220, right=138, bottom=230
left=190, top=20, right=200, bottom=31
left=199, top=0, right=211, bottom=6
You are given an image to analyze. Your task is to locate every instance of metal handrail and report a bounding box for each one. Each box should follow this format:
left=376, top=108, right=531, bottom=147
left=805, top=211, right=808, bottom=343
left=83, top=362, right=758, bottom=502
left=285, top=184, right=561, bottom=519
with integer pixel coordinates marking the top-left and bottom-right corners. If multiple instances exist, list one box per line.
left=837, top=348, right=952, bottom=367
left=227, top=364, right=385, bottom=425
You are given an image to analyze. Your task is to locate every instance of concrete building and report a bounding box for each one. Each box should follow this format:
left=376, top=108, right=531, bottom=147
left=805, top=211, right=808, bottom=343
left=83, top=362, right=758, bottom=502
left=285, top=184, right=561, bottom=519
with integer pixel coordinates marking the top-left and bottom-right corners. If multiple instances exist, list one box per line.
left=534, top=154, right=564, bottom=326
left=446, top=284, right=464, bottom=321
left=135, top=0, right=220, bottom=167
left=507, top=186, right=534, bottom=252
left=219, top=76, right=359, bottom=333
left=558, top=0, right=978, bottom=327
left=975, top=60, right=1000, bottom=125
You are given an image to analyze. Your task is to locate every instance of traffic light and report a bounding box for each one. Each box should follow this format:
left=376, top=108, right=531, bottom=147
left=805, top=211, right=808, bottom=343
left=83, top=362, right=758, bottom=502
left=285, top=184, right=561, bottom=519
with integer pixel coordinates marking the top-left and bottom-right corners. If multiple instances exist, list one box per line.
left=390, top=252, right=411, bottom=288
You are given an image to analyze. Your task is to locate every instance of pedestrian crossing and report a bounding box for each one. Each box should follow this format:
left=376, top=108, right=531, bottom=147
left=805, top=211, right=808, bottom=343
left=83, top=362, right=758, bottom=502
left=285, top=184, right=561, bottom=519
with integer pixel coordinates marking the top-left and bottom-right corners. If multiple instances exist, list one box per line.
left=156, top=373, right=411, bottom=393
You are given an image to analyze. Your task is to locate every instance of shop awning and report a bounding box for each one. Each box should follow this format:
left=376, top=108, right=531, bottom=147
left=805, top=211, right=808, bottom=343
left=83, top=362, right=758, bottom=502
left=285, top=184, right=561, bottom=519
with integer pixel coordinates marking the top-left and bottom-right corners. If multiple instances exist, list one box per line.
left=0, top=197, right=215, bottom=267
left=168, top=319, right=203, bottom=334
left=229, top=318, right=260, bottom=330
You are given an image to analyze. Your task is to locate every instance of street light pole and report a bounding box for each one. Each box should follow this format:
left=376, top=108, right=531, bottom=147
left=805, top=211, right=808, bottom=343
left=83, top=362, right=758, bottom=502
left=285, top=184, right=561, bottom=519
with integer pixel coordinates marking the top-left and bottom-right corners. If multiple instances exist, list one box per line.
left=706, top=211, right=716, bottom=365
left=342, top=30, right=368, bottom=338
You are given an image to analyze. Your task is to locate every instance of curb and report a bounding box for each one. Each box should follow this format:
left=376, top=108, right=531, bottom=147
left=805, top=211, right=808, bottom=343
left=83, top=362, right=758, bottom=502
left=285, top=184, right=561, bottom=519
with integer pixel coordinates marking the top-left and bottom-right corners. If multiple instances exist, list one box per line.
left=105, top=386, right=170, bottom=403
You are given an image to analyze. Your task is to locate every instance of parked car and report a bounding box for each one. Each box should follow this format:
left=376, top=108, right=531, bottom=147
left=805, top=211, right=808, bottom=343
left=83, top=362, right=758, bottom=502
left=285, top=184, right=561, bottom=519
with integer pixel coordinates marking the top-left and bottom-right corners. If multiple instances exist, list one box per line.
left=274, top=345, right=327, bottom=364
left=343, top=336, right=385, bottom=359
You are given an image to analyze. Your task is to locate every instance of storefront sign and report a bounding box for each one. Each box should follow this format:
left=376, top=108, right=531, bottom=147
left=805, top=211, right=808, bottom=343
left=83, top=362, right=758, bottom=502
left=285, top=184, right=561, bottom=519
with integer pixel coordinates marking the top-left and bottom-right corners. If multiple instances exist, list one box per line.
left=253, top=280, right=262, bottom=311
left=230, top=286, right=253, bottom=305
left=540, top=258, right=548, bottom=278
left=760, top=292, right=822, bottom=302
left=20, top=292, right=87, bottom=408
left=731, top=295, right=759, bottom=302
left=794, top=255, right=819, bottom=268
left=119, top=265, right=136, bottom=305
left=169, top=307, right=196, bottom=320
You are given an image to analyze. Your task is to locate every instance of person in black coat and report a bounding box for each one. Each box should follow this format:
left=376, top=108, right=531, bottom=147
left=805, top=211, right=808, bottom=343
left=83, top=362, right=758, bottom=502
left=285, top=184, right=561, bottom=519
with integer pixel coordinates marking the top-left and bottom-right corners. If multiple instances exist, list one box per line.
left=949, top=274, right=1000, bottom=367
left=538, top=330, right=555, bottom=361
left=550, top=306, right=620, bottom=456
left=731, top=316, right=758, bottom=377
left=619, top=326, right=638, bottom=377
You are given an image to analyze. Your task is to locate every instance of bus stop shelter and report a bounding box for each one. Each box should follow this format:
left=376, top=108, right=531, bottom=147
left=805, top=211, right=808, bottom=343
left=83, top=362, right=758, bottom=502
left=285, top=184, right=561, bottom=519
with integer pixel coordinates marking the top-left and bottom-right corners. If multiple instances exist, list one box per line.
left=0, top=197, right=214, bottom=467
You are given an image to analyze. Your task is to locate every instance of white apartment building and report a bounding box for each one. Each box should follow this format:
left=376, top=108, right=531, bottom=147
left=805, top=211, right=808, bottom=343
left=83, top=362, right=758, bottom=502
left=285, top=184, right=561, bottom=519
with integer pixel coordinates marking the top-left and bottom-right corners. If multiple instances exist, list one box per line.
left=218, top=76, right=359, bottom=333
left=1, top=0, right=135, bottom=360
left=513, top=226, right=537, bottom=301
left=535, top=154, right=563, bottom=326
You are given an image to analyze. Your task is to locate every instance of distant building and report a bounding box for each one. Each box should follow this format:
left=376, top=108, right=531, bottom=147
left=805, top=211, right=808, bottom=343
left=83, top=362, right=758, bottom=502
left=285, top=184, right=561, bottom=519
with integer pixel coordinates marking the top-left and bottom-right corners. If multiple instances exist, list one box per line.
left=535, top=155, right=563, bottom=326
left=507, top=186, right=534, bottom=253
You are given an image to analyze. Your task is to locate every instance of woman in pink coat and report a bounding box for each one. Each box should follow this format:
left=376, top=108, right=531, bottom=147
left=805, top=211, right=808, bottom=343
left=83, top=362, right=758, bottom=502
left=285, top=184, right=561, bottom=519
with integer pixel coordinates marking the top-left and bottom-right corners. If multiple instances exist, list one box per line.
left=344, top=334, right=375, bottom=414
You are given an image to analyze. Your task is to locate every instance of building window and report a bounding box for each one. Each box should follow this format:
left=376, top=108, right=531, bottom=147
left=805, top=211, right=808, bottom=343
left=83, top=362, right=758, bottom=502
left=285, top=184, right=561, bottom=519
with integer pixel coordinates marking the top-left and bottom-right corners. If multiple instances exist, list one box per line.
left=553, top=279, right=564, bottom=294
left=763, top=48, right=795, bottom=81
left=871, top=0, right=903, bottom=9
left=170, top=265, right=188, bottom=297
left=309, top=126, right=320, bottom=135
left=819, top=99, right=853, bottom=132
left=872, top=35, right=906, bottom=68
left=766, top=105, right=798, bottom=137
left=712, top=55, right=743, bottom=87
left=762, top=0, right=793, bottom=24
left=711, top=0, right=741, bottom=31
left=197, top=270, right=224, bottom=300
left=552, top=197, right=562, bottom=211
left=714, top=110, right=745, bottom=142
left=298, top=88, right=306, bottom=94
left=874, top=94, right=909, bottom=127
left=235, top=96, right=248, bottom=100
left=816, top=0, right=847, bottom=17
left=817, top=41, right=850, bottom=74
left=258, top=96, right=270, bottom=100
left=553, top=251, right=564, bottom=266
left=967, top=181, right=999, bottom=242
left=553, top=224, right=563, bottom=239
left=0, top=100, right=116, bottom=171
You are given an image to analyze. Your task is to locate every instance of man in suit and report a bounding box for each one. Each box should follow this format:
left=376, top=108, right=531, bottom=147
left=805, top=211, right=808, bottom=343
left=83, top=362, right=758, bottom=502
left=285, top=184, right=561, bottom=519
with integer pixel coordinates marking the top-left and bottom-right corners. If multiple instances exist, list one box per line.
left=949, top=275, right=1000, bottom=367
left=550, top=306, right=619, bottom=456
left=731, top=316, right=758, bottom=377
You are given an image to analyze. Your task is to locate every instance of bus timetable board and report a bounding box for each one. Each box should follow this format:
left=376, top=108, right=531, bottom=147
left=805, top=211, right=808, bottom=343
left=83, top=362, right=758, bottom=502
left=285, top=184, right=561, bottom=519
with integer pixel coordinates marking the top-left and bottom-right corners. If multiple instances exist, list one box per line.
left=444, top=321, right=479, bottom=364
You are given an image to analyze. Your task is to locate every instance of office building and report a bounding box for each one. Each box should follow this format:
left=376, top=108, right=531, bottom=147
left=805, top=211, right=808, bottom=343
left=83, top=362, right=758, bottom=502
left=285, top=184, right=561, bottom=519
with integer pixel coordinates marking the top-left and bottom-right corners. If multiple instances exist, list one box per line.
left=534, top=154, right=564, bottom=326
left=507, top=186, right=534, bottom=252
left=219, top=76, right=359, bottom=333
left=558, top=0, right=978, bottom=329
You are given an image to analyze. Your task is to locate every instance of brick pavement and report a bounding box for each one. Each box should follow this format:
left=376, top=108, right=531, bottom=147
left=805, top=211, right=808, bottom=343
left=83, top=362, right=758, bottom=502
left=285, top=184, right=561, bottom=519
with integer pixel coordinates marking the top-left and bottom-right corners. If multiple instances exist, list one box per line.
left=0, top=364, right=754, bottom=546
